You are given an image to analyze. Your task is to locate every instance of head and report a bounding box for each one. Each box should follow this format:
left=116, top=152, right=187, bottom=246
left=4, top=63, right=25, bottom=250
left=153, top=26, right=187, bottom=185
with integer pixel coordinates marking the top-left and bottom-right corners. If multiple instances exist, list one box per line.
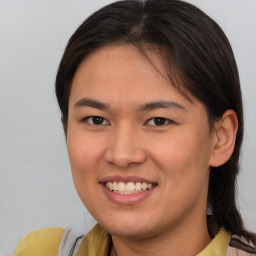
left=56, top=0, right=254, bottom=241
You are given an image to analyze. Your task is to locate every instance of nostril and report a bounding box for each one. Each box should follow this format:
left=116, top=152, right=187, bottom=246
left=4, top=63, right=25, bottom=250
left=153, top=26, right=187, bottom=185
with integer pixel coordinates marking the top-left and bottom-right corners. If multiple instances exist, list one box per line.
left=104, top=146, right=147, bottom=168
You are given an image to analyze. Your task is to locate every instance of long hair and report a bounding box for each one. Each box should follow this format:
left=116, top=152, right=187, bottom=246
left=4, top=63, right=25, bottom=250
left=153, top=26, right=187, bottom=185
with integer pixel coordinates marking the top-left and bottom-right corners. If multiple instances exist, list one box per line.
left=55, top=0, right=255, bottom=242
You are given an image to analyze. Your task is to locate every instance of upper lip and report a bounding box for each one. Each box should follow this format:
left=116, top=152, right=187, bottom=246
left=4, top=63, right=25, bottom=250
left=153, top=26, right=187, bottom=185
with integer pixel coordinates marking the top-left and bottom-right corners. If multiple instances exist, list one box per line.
left=99, top=175, right=158, bottom=184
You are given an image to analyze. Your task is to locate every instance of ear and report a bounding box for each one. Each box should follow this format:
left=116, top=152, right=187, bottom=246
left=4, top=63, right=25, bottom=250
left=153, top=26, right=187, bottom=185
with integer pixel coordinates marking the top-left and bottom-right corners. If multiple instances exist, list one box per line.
left=209, top=110, right=238, bottom=167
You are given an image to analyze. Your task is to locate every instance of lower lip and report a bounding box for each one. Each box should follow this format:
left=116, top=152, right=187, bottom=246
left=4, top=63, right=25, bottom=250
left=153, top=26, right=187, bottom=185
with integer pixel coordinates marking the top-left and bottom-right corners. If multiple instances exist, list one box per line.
left=100, top=183, right=157, bottom=205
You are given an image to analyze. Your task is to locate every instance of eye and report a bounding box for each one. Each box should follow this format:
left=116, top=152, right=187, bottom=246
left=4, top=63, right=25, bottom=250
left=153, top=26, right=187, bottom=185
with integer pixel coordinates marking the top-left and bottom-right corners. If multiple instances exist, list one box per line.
left=146, top=117, right=172, bottom=126
left=84, top=116, right=109, bottom=125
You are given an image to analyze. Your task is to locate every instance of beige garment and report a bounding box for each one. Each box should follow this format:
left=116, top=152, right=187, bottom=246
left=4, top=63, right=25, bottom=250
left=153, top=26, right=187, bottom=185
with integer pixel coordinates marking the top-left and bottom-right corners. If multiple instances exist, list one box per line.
left=14, top=223, right=256, bottom=256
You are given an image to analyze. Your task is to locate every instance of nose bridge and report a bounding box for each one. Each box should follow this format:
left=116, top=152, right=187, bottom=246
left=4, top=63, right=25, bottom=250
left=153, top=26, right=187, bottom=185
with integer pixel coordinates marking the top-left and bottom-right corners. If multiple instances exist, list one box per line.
left=104, top=122, right=147, bottom=167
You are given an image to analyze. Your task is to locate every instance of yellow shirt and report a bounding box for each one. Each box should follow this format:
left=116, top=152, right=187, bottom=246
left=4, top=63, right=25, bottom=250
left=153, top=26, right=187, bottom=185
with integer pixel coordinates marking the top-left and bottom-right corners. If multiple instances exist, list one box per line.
left=197, top=227, right=231, bottom=256
left=14, top=224, right=231, bottom=256
left=14, top=227, right=65, bottom=256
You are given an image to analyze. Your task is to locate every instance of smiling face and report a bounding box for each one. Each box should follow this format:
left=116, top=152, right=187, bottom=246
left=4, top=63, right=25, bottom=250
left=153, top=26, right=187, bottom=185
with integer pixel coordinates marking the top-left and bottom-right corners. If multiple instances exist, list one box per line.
left=67, top=45, right=216, bottom=239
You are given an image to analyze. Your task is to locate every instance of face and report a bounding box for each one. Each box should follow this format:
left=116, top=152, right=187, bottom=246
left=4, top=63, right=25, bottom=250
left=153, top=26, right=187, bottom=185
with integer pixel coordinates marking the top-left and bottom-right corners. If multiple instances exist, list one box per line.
left=67, top=45, right=216, bottom=239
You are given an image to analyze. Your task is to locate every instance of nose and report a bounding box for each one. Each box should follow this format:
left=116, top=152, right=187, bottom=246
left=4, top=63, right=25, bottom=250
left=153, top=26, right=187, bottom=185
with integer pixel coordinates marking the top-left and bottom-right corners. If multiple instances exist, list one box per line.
left=104, top=125, right=147, bottom=168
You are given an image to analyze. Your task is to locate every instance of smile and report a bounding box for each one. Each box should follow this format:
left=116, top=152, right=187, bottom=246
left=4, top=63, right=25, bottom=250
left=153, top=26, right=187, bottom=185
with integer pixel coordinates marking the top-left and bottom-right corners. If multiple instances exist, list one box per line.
left=104, top=181, right=156, bottom=194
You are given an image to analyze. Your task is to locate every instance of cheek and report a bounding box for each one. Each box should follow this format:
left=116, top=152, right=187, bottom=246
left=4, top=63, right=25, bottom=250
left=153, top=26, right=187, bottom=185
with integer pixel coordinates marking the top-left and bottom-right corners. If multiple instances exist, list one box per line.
left=151, top=133, right=211, bottom=214
left=66, top=130, right=104, bottom=188
left=150, top=135, right=196, bottom=168
left=68, top=130, right=102, bottom=165
left=66, top=133, right=103, bottom=209
left=150, top=129, right=212, bottom=180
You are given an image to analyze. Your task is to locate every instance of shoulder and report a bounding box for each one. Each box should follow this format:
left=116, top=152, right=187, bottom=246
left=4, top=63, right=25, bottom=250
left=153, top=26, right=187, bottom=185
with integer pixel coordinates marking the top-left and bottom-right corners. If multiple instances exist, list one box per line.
left=14, top=227, right=65, bottom=256
left=226, top=234, right=256, bottom=256
left=13, top=224, right=110, bottom=256
left=75, top=224, right=111, bottom=256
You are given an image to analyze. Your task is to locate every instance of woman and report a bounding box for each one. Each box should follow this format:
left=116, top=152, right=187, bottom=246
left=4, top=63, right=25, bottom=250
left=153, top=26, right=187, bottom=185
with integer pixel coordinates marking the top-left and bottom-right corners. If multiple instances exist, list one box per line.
left=14, top=0, right=256, bottom=255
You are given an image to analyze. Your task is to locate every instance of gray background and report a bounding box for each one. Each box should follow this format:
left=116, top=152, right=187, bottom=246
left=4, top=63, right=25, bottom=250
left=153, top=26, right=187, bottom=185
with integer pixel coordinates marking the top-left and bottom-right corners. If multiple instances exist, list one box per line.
left=0, top=0, right=255, bottom=255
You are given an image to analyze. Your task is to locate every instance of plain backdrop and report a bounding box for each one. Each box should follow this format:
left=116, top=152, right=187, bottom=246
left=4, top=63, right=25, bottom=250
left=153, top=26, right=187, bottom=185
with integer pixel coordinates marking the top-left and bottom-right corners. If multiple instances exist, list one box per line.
left=0, top=0, right=255, bottom=255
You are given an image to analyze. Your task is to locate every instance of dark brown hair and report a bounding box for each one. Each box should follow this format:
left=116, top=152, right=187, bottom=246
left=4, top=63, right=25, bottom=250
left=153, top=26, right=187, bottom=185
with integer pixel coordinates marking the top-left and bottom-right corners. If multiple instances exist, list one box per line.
left=55, top=0, right=255, bottom=242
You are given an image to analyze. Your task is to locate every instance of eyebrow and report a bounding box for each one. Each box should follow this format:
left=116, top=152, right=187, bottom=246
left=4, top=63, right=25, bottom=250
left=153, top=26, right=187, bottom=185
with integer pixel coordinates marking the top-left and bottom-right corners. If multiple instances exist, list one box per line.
left=140, top=101, right=186, bottom=111
left=74, top=98, right=109, bottom=110
left=74, top=98, right=186, bottom=112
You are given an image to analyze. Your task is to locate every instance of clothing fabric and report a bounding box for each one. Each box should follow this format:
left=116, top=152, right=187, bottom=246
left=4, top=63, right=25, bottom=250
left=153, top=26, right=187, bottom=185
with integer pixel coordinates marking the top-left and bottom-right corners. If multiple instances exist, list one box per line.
left=198, top=227, right=231, bottom=256
left=14, top=227, right=65, bottom=256
left=14, top=224, right=256, bottom=256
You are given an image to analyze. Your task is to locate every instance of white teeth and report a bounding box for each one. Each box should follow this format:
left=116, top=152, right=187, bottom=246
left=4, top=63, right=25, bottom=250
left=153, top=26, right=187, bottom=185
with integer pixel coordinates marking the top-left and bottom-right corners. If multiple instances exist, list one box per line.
left=105, top=181, right=156, bottom=194
left=141, top=182, right=148, bottom=190
left=118, top=182, right=126, bottom=192
left=113, top=181, right=118, bottom=192
left=147, top=183, right=153, bottom=189
left=135, top=182, right=141, bottom=191
left=126, top=182, right=135, bottom=193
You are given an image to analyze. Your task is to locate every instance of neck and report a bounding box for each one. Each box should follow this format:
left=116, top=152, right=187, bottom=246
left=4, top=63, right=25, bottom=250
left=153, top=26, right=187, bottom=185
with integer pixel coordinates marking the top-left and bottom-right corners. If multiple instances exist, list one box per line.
left=110, top=217, right=211, bottom=256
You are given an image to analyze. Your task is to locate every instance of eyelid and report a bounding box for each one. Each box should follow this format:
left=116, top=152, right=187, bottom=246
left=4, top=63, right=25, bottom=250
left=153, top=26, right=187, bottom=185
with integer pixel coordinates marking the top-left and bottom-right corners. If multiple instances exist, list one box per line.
left=80, top=116, right=174, bottom=126
left=145, top=117, right=174, bottom=126
left=81, top=116, right=110, bottom=125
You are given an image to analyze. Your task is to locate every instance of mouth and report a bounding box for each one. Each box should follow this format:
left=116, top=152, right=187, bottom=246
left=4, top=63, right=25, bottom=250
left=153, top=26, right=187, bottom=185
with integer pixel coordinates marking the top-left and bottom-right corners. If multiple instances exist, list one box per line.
left=104, top=181, right=157, bottom=194
left=99, top=176, right=158, bottom=204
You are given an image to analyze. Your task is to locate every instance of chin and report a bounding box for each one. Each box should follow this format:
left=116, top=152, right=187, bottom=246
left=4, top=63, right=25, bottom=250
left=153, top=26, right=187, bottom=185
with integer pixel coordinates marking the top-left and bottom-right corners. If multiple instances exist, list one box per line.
left=96, top=212, right=161, bottom=239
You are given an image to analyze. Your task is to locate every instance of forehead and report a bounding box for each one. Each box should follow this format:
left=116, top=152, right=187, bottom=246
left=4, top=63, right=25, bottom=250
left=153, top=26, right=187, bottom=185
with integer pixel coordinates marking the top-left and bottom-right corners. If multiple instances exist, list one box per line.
left=69, top=44, right=201, bottom=111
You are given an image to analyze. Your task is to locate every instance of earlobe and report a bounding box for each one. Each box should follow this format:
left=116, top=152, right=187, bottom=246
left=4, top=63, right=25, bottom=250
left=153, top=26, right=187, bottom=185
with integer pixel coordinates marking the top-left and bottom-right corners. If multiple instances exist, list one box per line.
left=209, top=110, right=238, bottom=167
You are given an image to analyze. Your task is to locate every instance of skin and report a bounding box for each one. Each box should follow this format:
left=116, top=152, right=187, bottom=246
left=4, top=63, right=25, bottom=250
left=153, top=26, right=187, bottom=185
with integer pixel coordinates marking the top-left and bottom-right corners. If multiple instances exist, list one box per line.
left=66, top=45, right=238, bottom=256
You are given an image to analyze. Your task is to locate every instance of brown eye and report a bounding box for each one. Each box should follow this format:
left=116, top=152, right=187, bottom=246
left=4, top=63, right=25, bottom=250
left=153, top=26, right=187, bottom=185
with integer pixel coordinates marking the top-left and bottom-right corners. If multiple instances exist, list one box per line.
left=85, top=116, right=109, bottom=125
left=146, top=117, right=171, bottom=126
left=92, top=116, right=104, bottom=125
left=154, top=118, right=166, bottom=125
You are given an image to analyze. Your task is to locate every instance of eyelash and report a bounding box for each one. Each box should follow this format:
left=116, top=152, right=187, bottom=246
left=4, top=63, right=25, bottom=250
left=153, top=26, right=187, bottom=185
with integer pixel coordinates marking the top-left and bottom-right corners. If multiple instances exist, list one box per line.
left=145, top=117, right=173, bottom=126
left=82, top=116, right=110, bottom=125
left=81, top=116, right=173, bottom=127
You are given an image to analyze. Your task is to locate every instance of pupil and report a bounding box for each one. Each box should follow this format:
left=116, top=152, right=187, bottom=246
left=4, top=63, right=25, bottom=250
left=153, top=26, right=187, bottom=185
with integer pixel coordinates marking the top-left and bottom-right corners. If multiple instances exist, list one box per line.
left=154, top=118, right=165, bottom=125
left=93, top=116, right=103, bottom=125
